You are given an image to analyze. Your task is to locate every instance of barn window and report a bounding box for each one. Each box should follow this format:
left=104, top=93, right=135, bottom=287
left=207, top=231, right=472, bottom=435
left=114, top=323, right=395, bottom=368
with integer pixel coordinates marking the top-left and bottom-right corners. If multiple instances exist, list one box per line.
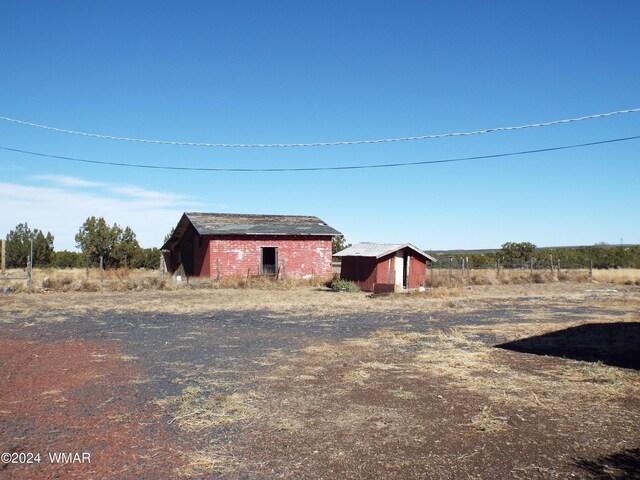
left=260, top=247, right=278, bottom=275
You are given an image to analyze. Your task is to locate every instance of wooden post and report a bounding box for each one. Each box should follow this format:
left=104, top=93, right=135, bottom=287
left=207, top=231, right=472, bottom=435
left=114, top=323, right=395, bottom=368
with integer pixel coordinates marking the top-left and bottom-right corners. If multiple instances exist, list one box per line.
left=496, top=259, right=500, bottom=280
left=100, top=255, right=104, bottom=282
left=530, top=258, right=534, bottom=275
left=1, top=239, right=5, bottom=274
left=215, top=258, right=220, bottom=282
left=281, top=258, right=286, bottom=281
left=589, top=259, right=593, bottom=281
left=550, top=254, right=555, bottom=281
left=557, top=259, right=561, bottom=279
left=466, top=257, right=471, bottom=285
left=27, top=255, right=32, bottom=292
left=449, top=257, right=453, bottom=285
left=461, top=257, right=465, bottom=286
left=124, top=255, right=128, bottom=270
left=29, top=239, right=33, bottom=292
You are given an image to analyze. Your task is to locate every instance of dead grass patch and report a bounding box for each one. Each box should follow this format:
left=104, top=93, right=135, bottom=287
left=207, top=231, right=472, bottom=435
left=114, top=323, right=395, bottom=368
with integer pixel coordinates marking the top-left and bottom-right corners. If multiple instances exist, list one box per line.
left=176, top=446, right=239, bottom=477
left=155, top=386, right=258, bottom=432
left=469, top=405, right=508, bottom=432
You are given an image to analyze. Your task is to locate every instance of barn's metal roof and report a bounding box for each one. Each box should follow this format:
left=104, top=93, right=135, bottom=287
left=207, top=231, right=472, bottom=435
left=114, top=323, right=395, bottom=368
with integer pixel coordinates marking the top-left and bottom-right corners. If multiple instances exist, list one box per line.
left=162, top=212, right=341, bottom=249
left=334, top=242, right=437, bottom=262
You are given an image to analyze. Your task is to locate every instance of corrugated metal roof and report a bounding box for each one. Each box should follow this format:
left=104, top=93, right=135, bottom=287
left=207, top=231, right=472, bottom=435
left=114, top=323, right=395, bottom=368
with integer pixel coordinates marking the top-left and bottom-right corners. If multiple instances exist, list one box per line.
left=334, top=242, right=437, bottom=262
left=186, top=212, right=341, bottom=236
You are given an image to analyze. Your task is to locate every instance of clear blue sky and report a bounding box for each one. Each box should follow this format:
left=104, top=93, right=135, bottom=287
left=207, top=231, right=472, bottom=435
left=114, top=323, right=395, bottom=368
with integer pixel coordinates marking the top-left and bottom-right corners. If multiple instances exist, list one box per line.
left=1, top=1, right=639, bottom=251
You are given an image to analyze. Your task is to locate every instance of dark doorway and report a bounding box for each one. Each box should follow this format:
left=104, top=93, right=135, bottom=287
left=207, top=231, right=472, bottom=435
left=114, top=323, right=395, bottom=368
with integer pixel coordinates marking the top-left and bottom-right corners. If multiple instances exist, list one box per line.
left=261, top=247, right=278, bottom=275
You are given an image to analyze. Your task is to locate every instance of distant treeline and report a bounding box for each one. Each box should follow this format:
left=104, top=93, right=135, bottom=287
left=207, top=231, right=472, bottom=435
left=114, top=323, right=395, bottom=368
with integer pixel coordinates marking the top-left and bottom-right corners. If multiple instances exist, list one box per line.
left=430, top=242, right=640, bottom=270
left=3, top=219, right=162, bottom=270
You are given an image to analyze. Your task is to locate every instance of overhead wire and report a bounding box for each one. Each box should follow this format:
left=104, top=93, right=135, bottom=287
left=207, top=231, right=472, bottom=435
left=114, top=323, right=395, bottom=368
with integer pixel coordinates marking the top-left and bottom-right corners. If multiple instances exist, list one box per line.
left=1, top=134, right=639, bottom=172
left=0, top=107, right=639, bottom=148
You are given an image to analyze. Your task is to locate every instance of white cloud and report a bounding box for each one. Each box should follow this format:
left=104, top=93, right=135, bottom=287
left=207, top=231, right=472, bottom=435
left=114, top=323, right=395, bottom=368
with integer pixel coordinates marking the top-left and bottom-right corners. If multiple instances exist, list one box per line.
left=30, top=174, right=104, bottom=188
left=0, top=177, right=206, bottom=251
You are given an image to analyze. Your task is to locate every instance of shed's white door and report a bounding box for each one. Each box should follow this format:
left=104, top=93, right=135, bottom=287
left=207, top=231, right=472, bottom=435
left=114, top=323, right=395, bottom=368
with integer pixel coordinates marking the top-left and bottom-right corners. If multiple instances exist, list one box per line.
left=394, top=252, right=404, bottom=287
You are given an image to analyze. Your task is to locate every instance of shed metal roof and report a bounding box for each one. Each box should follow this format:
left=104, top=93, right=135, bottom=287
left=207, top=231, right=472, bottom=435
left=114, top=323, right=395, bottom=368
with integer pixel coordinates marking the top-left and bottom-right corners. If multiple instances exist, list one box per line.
left=334, top=242, right=437, bottom=262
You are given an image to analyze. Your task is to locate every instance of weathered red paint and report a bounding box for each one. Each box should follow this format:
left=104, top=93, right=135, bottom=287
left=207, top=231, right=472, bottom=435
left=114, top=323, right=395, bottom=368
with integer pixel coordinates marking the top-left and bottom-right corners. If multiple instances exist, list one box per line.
left=340, top=248, right=430, bottom=292
left=190, top=235, right=332, bottom=278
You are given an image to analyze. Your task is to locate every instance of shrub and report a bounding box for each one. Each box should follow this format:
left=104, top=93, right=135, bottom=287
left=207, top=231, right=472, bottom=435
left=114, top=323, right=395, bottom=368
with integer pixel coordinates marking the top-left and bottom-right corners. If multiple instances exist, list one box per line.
left=329, top=278, right=361, bottom=292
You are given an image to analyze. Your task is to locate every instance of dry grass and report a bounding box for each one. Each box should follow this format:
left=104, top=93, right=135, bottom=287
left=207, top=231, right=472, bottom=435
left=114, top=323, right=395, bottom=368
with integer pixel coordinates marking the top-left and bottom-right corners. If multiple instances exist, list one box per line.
left=155, top=386, right=257, bottom=432
left=592, top=268, right=640, bottom=285
left=411, top=320, right=640, bottom=413
left=176, top=446, right=239, bottom=477
left=469, top=405, right=508, bottom=432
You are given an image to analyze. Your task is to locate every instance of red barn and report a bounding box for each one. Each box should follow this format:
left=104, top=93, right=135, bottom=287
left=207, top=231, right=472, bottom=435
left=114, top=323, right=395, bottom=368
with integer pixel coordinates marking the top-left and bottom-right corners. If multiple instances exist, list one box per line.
left=335, top=243, right=436, bottom=292
left=161, top=212, right=340, bottom=279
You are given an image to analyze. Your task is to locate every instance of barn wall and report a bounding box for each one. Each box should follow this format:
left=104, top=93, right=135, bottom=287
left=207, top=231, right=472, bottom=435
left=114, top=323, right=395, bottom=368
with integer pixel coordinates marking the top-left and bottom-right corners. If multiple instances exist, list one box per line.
left=206, top=235, right=333, bottom=278
left=340, top=257, right=378, bottom=292
left=193, top=235, right=211, bottom=277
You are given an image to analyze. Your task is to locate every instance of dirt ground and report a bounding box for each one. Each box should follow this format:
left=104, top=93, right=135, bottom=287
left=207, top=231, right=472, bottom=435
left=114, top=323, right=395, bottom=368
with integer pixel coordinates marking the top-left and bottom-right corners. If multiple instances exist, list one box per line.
left=1, top=283, right=639, bottom=479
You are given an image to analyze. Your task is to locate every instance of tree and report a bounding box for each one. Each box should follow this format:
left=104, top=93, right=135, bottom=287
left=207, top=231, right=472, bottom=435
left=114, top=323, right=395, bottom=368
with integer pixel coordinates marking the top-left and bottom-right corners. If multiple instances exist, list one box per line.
left=75, top=217, right=119, bottom=267
left=500, top=242, right=537, bottom=267
left=5, top=223, right=54, bottom=268
left=164, top=227, right=175, bottom=244
left=75, top=217, right=143, bottom=268
left=332, top=235, right=351, bottom=255
left=51, top=250, right=85, bottom=268
left=131, top=247, right=162, bottom=270
left=112, top=226, right=141, bottom=268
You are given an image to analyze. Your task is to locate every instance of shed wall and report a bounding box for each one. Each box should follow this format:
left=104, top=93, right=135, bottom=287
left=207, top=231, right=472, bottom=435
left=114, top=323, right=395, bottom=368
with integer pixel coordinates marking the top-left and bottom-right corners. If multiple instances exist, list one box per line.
left=339, top=257, right=378, bottom=291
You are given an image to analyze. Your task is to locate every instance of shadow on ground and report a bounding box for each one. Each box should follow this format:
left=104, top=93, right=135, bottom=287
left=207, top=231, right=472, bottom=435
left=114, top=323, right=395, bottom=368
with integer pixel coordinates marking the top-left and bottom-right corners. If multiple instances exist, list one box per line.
left=495, top=322, right=640, bottom=370
left=574, top=448, right=640, bottom=480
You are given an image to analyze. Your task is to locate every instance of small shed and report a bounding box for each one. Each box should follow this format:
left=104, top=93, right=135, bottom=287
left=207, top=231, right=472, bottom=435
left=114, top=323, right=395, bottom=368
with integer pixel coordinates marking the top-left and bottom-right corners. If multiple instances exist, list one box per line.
left=334, top=242, right=436, bottom=292
left=161, top=212, right=341, bottom=279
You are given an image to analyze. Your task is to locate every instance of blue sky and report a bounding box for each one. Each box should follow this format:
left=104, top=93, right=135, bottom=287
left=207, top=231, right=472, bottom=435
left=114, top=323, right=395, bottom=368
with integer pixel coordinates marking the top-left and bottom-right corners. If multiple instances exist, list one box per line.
left=1, top=1, right=639, bottom=251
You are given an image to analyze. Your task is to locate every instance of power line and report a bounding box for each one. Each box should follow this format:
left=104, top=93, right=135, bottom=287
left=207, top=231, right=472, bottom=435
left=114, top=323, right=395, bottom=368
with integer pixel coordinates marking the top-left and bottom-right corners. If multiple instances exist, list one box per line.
left=1, top=134, right=639, bottom=172
left=1, top=107, right=639, bottom=148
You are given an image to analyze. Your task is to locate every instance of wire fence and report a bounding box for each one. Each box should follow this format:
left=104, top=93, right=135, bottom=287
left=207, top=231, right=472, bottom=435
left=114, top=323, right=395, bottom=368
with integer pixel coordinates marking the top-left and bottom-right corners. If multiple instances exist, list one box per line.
left=425, top=255, right=602, bottom=287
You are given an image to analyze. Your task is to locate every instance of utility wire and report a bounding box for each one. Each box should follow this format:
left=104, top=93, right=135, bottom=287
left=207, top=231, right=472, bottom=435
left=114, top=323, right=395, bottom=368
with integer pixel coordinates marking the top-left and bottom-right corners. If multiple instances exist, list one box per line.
left=1, top=134, right=639, bottom=172
left=1, top=107, right=639, bottom=148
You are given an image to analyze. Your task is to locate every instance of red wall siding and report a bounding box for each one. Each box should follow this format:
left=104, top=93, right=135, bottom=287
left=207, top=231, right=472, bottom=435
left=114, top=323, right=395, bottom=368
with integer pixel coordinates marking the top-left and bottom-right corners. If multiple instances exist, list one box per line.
left=375, top=256, right=394, bottom=285
left=340, top=257, right=378, bottom=292
left=407, top=254, right=427, bottom=288
left=205, top=235, right=332, bottom=278
left=341, top=251, right=429, bottom=291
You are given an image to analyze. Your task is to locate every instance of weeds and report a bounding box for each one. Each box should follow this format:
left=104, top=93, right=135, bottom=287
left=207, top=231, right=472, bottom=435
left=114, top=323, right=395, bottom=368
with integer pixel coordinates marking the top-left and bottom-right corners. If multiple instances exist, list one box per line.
left=329, top=278, right=361, bottom=292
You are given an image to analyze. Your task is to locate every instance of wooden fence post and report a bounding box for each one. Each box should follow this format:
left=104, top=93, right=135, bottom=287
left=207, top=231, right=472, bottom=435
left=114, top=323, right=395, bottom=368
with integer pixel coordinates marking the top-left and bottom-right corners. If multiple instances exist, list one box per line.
left=449, top=258, right=453, bottom=286
left=215, top=258, right=220, bottom=282
left=1, top=239, right=5, bottom=274
left=100, top=256, right=104, bottom=282
left=589, top=259, right=593, bottom=281
left=27, top=255, right=32, bottom=292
